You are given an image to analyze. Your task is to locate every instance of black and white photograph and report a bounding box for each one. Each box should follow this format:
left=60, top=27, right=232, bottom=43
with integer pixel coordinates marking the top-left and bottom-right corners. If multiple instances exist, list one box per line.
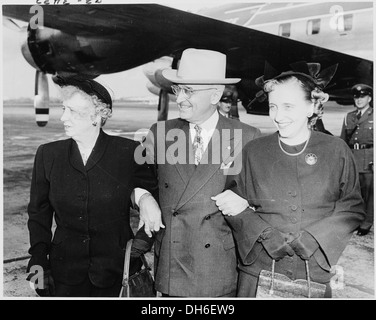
left=1, top=0, right=374, bottom=302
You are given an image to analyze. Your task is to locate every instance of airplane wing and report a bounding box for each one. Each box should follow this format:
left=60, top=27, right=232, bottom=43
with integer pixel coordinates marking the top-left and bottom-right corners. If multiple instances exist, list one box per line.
left=3, top=4, right=373, bottom=117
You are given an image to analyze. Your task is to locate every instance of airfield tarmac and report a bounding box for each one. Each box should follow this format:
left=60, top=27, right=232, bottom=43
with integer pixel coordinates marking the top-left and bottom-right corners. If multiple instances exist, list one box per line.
left=2, top=101, right=374, bottom=298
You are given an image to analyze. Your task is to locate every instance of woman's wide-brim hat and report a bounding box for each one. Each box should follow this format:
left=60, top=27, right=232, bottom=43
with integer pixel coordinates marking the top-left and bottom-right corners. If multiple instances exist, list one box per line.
left=162, top=48, right=241, bottom=84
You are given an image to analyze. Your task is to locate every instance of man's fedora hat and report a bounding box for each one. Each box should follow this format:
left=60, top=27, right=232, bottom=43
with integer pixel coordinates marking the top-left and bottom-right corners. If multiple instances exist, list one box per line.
left=162, top=48, right=240, bottom=84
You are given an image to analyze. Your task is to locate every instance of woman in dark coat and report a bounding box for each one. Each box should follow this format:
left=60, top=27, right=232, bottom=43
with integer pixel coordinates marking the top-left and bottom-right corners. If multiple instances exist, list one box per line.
left=26, top=76, right=159, bottom=297
left=213, top=62, right=365, bottom=298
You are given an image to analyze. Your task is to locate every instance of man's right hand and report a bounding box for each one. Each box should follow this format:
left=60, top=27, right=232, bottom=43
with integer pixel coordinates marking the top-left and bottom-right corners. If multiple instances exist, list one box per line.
left=138, top=193, right=165, bottom=237
left=260, top=229, right=295, bottom=261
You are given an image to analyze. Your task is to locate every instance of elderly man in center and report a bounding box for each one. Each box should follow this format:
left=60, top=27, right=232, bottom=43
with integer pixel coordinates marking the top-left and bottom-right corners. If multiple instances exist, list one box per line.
left=136, top=48, right=261, bottom=297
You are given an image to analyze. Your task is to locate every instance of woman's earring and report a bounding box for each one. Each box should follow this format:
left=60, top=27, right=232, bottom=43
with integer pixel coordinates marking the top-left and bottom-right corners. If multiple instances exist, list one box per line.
left=307, top=112, right=313, bottom=118
left=92, top=121, right=97, bottom=127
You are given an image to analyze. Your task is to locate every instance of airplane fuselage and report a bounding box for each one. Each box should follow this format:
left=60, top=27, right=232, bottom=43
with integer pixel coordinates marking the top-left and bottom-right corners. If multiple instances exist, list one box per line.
left=199, top=2, right=373, bottom=61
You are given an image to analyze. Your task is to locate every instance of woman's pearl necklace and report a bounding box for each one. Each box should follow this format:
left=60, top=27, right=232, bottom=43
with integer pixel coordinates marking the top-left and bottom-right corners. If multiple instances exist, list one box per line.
left=278, top=132, right=311, bottom=156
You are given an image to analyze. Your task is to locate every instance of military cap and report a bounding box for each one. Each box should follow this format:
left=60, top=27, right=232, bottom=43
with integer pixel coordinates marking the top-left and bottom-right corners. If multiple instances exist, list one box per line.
left=351, top=84, right=373, bottom=97
left=220, top=86, right=237, bottom=103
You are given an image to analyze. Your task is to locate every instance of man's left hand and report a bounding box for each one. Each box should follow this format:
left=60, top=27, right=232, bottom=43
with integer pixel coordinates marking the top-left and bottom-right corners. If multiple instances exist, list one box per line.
left=138, top=193, right=165, bottom=237
left=211, top=190, right=249, bottom=216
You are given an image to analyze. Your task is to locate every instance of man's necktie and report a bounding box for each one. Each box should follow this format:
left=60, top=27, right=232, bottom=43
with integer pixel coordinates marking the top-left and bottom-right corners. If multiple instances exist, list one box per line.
left=357, top=112, right=361, bottom=120
left=193, top=125, right=204, bottom=165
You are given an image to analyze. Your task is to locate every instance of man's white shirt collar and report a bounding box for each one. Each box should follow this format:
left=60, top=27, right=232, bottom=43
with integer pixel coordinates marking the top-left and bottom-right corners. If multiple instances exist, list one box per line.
left=189, top=111, right=219, bottom=152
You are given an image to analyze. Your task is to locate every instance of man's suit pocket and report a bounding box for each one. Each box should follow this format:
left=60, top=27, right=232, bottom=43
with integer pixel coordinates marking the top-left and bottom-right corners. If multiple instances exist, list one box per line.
left=222, top=232, right=236, bottom=251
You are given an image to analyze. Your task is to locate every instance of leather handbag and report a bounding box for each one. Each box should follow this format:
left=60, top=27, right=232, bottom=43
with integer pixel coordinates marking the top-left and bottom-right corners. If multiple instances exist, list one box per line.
left=119, top=239, right=156, bottom=297
left=256, top=259, right=326, bottom=298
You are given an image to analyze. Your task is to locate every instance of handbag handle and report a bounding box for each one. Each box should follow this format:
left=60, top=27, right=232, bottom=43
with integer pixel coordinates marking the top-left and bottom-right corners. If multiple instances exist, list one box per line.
left=121, top=239, right=133, bottom=297
left=268, top=259, right=312, bottom=298
left=120, top=238, right=153, bottom=297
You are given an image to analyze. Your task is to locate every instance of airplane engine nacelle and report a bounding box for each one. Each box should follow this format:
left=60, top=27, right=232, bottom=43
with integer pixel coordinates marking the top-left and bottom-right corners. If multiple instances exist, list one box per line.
left=146, top=81, right=161, bottom=96
left=143, top=57, right=174, bottom=94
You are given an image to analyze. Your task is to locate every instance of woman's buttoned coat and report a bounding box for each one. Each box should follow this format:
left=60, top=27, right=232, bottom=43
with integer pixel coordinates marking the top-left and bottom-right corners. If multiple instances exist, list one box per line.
left=227, top=131, right=365, bottom=283
left=27, top=130, right=157, bottom=287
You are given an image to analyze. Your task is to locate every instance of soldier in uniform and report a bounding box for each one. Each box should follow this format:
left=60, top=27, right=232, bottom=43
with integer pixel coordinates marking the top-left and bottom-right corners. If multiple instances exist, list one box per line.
left=217, top=85, right=240, bottom=120
left=340, top=84, right=373, bottom=236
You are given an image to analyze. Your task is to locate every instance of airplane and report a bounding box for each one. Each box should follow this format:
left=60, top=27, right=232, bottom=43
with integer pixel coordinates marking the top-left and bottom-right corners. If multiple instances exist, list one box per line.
left=2, top=2, right=373, bottom=126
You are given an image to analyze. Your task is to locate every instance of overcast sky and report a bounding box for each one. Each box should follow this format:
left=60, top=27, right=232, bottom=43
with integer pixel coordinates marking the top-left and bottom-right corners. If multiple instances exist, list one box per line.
left=1, top=0, right=226, bottom=100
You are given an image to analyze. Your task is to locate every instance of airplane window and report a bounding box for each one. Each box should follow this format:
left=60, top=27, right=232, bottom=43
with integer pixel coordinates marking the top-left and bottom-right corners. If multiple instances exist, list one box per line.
left=343, top=14, right=353, bottom=31
left=279, top=23, right=291, bottom=37
left=307, top=19, right=320, bottom=35
left=335, top=13, right=353, bottom=32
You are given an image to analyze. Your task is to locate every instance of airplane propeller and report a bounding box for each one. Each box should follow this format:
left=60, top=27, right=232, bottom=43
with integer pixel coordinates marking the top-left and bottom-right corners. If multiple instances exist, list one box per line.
left=143, top=57, right=175, bottom=121
left=34, top=71, right=50, bottom=127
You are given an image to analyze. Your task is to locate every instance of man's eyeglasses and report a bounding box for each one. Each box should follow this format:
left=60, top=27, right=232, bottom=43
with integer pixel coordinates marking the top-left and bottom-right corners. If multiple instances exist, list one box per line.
left=171, top=85, right=217, bottom=99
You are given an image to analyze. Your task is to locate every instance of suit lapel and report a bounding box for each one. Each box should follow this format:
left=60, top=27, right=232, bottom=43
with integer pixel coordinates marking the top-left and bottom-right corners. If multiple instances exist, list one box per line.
left=85, top=129, right=109, bottom=172
left=166, top=119, right=196, bottom=184
left=69, top=130, right=108, bottom=173
left=358, top=108, right=373, bottom=124
left=174, top=115, right=239, bottom=210
left=69, top=139, right=86, bottom=174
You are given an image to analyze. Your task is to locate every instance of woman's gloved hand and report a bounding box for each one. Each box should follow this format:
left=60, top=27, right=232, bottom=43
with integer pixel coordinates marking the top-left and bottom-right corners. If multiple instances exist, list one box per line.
left=290, top=231, right=319, bottom=260
left=130, top=225, right=155, bottom=275
left=259, top=228, right=295, bottom=261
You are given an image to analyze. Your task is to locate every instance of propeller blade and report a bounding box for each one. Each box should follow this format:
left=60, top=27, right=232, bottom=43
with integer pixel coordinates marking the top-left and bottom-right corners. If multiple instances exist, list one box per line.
left=34, top=71, right=50, bottom=127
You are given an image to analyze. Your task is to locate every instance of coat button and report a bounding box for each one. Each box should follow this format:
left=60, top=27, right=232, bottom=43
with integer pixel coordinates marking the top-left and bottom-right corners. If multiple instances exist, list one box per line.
left=290, top=217, right=298, bottom=223
left=164, top=183, right=168, bottom=188
left=205, top=243, right=210, bottom=248
left=205, top=215, right=211, bottom=220
left=173, top=212, right=178, bottom=217
left=288, top=191, right=297, bottom=197
left=290, top=205, right=298, bottom=211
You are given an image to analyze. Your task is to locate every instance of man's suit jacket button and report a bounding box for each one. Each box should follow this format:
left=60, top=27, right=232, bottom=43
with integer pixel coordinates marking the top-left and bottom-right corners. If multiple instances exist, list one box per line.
left=173, top=212, right=178, bottom=217
left=290, top=217, right=298, bottom=223
left=205, top=243, right=210, bottom=248
left=205, top=215, right=211, bottom=220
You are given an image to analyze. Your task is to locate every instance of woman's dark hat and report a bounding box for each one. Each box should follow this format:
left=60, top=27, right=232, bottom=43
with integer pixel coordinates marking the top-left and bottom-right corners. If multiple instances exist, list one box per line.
left=256, top=61, right=338, bottom=90
left=52, top=75, right=112, bottom=108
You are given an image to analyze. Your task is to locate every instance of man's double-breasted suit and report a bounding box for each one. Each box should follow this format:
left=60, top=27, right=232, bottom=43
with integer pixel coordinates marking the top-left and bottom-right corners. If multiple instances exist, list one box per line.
left=143, top=114, right=261, bottom=296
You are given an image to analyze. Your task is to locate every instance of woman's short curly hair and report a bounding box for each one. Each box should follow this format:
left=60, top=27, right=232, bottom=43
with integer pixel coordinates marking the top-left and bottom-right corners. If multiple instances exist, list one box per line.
left=264, top=75, right=329, bottom=128
left=60, top=85, right=112, bottom=126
